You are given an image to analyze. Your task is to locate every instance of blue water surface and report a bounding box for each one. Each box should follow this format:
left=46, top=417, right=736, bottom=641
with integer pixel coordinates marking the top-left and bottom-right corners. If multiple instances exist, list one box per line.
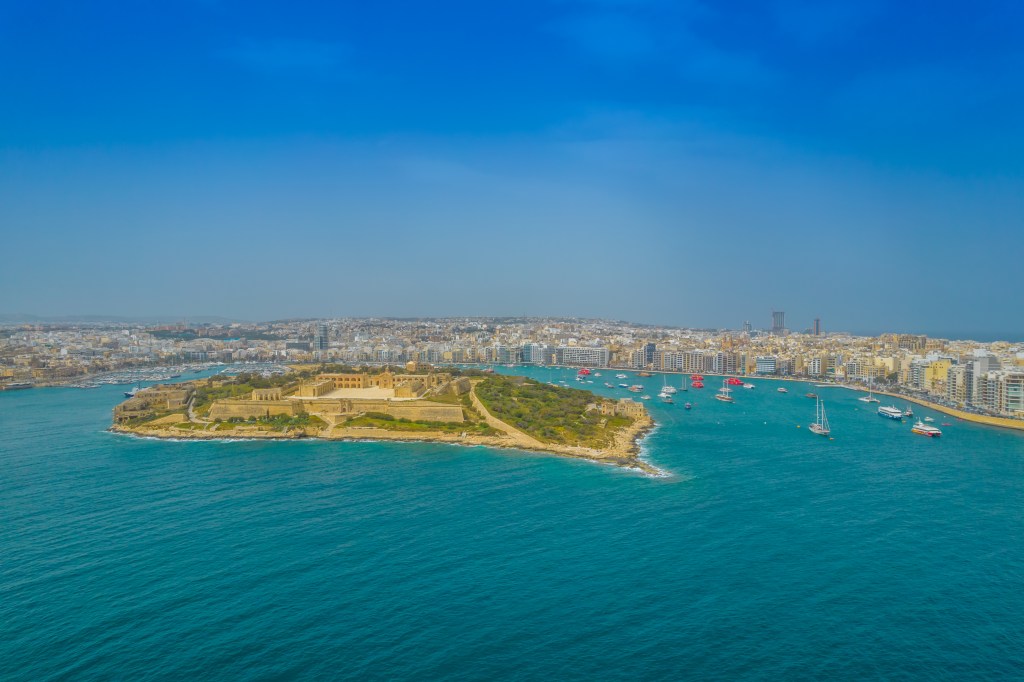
left=2, top=369, right=1023, bottom=680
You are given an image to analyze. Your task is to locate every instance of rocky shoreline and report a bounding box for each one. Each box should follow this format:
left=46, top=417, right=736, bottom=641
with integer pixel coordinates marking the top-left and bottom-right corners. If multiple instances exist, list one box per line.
left=109, top=414, right=663, bottom=475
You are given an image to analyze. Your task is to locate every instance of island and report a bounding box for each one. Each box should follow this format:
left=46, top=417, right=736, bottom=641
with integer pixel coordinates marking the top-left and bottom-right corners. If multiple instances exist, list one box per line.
left=110, top=364, right=658, bottom=474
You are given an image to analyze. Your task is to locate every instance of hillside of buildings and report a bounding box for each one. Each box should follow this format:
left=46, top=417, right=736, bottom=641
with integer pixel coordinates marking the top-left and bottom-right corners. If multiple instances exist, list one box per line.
left=8, top=316, right=1021, bottom=425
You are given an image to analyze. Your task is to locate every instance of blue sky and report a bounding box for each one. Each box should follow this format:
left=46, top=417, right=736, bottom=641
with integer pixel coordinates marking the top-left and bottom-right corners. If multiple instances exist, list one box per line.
left=1, top=0, right=1022, bottom=336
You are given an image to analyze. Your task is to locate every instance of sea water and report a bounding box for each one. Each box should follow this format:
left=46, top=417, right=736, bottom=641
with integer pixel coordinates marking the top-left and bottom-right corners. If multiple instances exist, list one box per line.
left=2, top=370, right=1024, bottom=680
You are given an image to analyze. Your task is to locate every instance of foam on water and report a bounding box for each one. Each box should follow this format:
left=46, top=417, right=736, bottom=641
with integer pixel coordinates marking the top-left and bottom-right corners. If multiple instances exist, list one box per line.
left=3, top=373, right=1024, bottom=680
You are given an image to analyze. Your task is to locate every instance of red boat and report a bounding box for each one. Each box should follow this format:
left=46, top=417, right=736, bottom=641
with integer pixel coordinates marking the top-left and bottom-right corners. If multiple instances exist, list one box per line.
left=691, top=381, right=704, bottom=389
left=577, top=368, right=591, bottom=375
left=691, top=374, right=704, bottom=381
left=726, top=377, right=744, bottom=386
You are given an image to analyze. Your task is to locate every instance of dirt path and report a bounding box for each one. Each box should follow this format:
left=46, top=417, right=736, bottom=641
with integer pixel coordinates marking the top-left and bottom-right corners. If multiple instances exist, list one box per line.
left=467, top=382, right=548, bottom=449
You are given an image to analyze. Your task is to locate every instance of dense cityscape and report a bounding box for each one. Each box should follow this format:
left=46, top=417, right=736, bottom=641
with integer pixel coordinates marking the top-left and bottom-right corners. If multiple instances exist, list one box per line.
left=3, top=312, right=1022, bottom=421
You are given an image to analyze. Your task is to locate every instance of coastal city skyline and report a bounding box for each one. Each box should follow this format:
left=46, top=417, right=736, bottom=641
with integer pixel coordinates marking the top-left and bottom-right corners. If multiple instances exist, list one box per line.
left=5, top=314, right=1023, bottom=422
left=2, top=311, right=1020, bottom=344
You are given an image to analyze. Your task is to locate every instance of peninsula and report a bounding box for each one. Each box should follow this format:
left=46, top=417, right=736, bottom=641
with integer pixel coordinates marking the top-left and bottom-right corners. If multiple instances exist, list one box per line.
left=110, top=364, right=658, bottom=473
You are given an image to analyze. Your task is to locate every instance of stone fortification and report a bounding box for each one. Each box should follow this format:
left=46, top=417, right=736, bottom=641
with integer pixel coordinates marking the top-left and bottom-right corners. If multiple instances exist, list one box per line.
left=207, top=399, right=300, bottom=421
left=206, top=396, right=462, bottom=423
left=114, top=384, right=195, bottom=423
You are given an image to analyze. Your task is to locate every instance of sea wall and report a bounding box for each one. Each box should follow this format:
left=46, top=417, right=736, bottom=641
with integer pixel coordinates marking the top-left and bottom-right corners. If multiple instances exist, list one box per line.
left=208, top=400, right=300, bottom=420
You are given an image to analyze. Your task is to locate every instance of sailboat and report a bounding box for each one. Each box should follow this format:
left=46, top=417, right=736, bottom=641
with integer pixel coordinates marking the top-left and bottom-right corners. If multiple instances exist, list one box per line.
left=662, top=375, right=677, bottom=394
left=858, top=377, right=880, bottom=403
left=715, top=378, right=735, bottom=403
left=809, top=396, right=831, bottom=436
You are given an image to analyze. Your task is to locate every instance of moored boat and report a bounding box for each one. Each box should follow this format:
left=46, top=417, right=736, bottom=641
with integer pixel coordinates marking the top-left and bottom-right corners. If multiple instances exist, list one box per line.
left=777, top=387, right=788, bottom=393
left=809, top=396, right=831, bottom=436
left=911, top=420, right=942, bottom=437
left=1, top=381, right=34, bottom=391
left=878, top=405, right=904, bottom=420
left=715, top=379, right=735, bottom=403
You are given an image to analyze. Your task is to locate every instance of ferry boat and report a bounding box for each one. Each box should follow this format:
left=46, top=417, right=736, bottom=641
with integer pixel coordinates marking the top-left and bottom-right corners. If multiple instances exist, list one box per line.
left=1, top=381, right=34, bottom=391
left=809, top=396, right=831, bottom=436
left=777, top=387, right=788, bottom=393
left=577, top=368, right=591, bottom=376
left=726, top=377, right=744, bottom=386
left=911, top=420, right=942, bottom=437
left=878, top=405, right=904, bottom=420
left=691, top=381, right=704, bottom=389
left=715, top=380, right=735, bottom=403
left=691, top=374, right=704, bottom=381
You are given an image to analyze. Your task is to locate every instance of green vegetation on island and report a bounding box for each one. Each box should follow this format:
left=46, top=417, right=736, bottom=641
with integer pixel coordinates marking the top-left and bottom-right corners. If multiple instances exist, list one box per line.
left=110, top=366, right=656, bottom=472
left=474, top=375, right=634, bottom=448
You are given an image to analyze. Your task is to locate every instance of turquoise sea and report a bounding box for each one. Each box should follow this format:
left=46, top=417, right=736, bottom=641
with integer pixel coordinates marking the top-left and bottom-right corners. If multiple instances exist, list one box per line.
left=3, top=367, right=1024, bottom=680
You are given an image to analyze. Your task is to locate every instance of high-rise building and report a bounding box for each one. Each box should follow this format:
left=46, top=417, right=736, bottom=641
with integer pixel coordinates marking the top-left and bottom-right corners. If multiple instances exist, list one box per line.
left=643, top=343, right=657, bottom=366
left=756, top=356, right=778, bottom=375
left=743, top=321, right=752, bottom=334
left=772, top=310, right=785, bottom=335
left=813, top=317, right=821, bottom=336
left=522, top=343, right=548, bottom=365
left=314, top=322, right=328, bottom=354
left=556, top=346, right=610, bottom=367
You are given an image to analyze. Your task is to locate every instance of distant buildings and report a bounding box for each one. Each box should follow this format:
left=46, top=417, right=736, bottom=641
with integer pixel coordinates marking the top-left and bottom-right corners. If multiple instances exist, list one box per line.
left=772, top=310, right=786, bottom=335
left=6, top=315, right=1024, bottom=420
left=557, top=346, right=609, bottom=367
left=314, top=322, right=328, bottom=358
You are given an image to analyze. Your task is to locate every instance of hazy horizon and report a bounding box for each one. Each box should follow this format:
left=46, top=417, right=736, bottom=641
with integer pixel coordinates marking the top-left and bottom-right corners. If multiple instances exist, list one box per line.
left=2, top=311, right=1021, bottom=344
left=2, top=2, right=1022, bottom=335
